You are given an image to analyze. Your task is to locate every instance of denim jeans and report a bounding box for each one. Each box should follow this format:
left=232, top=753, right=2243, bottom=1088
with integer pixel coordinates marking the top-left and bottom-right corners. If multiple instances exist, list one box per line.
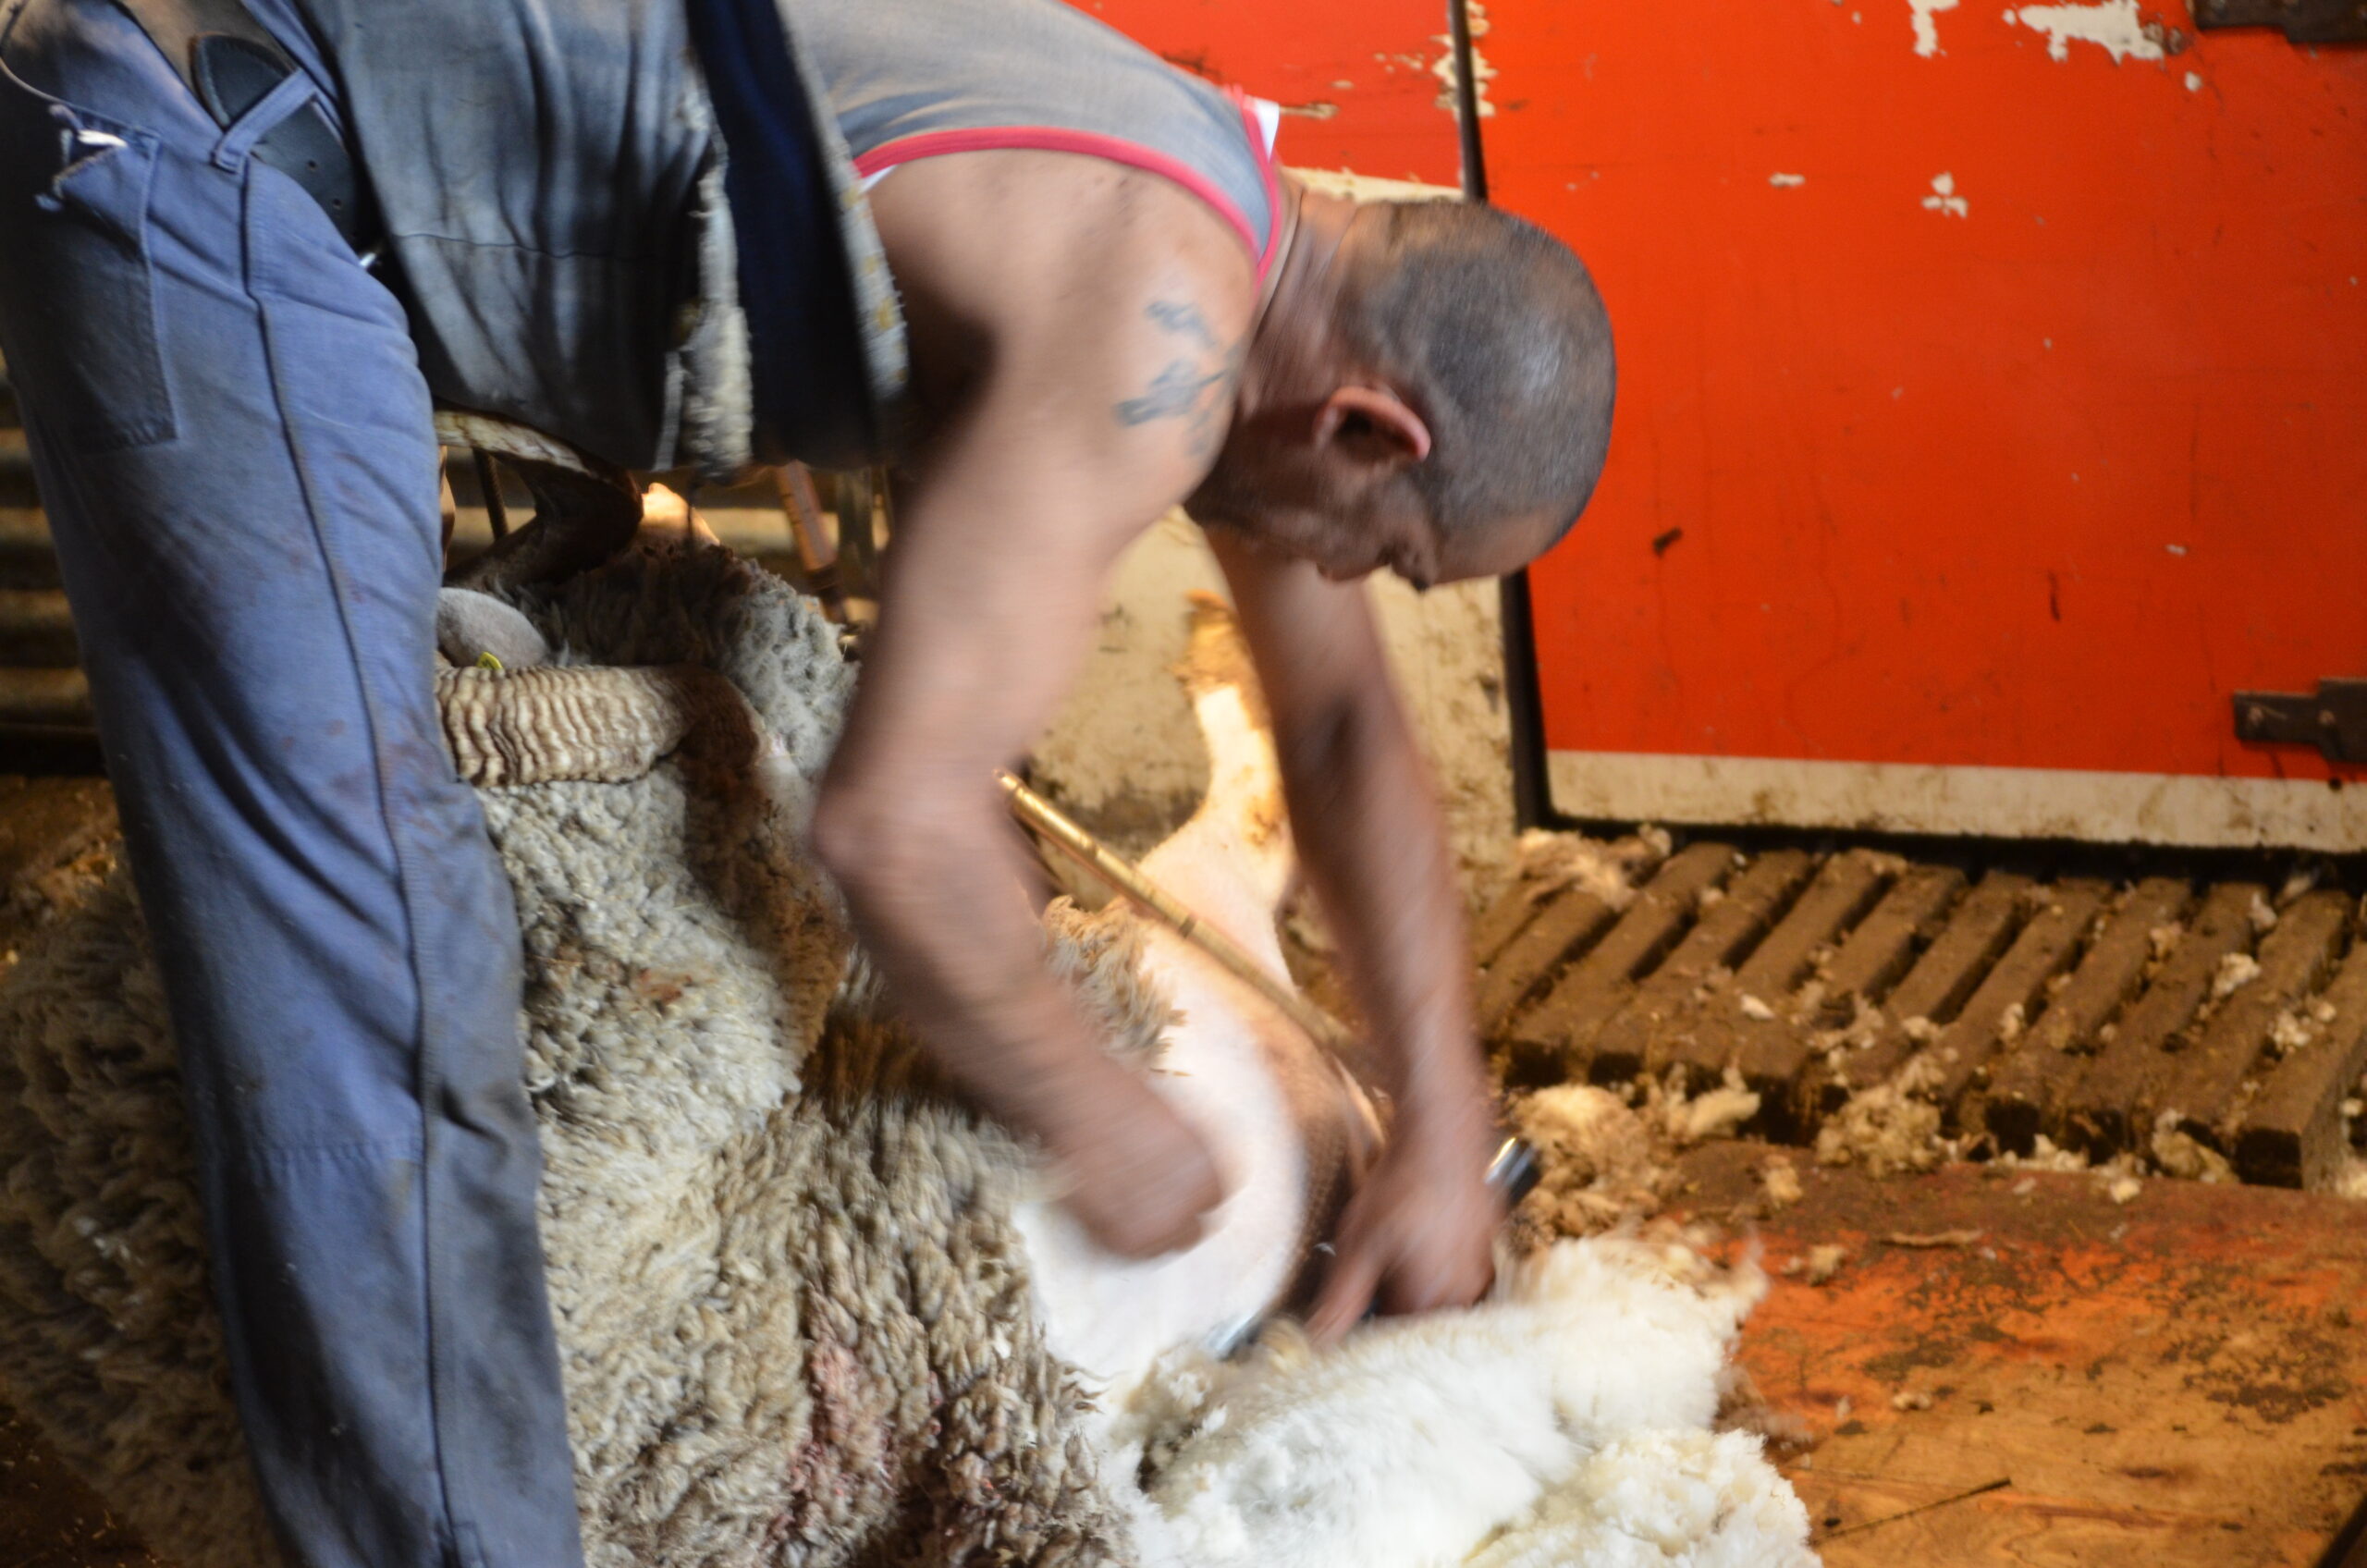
left=0, top=1, right=584, bottom=1562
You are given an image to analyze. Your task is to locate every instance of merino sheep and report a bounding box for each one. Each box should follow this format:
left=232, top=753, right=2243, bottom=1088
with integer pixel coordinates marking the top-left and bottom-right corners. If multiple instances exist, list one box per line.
left=0, top=538, right=1144, bottom=1567
left=0, top=533, right=1814, bottom=1568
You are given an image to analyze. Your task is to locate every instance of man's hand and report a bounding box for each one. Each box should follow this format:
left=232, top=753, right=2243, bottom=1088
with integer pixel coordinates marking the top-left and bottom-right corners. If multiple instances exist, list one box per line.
left=1307, top=1116, right=1502, bottom=1342
left=1039, top=1060, right=1226, bottom=1256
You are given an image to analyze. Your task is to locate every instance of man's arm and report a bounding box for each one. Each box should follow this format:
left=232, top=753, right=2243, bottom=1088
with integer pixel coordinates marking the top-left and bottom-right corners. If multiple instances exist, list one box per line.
left=1209, top=534, right=1502, bottom=1337
left=811, top=156, right=1254, bottom=1257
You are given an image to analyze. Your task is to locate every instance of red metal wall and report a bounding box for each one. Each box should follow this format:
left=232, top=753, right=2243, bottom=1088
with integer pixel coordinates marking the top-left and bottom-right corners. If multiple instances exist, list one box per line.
left=1082, top=0, right=2367, bottom=843
left=1082, top=0, right=1463, bottom=185
left=1482, top=3, right=2367, bottom=793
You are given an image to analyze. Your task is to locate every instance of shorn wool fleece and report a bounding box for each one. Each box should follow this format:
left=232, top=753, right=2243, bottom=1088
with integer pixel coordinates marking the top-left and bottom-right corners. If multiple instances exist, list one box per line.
left=0, top=536, right=1813, bottom=1567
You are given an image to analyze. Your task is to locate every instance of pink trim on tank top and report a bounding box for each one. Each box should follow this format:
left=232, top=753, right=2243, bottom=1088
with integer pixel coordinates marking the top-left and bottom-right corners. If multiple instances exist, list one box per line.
left=852, top=90, right=1283, bottom=284
left=1235, top=90, right=1283, bottom=280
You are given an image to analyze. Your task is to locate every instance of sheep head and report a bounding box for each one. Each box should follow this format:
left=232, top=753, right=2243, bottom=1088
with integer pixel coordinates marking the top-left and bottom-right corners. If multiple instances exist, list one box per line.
left=436, top=409, right=644, bottom=594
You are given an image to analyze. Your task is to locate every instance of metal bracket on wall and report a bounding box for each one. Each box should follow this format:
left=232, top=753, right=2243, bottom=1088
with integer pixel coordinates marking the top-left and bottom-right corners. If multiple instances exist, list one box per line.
left=2192, top=0, right=2367, bottom=43
left=2233, top=678, right=2367, bottom=764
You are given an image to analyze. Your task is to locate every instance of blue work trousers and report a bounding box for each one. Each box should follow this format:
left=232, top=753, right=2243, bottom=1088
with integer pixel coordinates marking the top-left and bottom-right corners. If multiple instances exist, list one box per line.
left=0, top=2, right=585, bottom=1564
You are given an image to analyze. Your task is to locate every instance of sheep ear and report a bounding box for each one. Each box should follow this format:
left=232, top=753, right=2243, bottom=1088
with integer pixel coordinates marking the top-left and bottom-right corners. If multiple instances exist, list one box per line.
left=436, top=588, right=552, bottom=672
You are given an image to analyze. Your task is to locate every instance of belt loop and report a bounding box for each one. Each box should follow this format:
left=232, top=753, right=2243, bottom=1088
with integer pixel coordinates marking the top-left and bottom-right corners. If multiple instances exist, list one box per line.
left=209, top=64, right=313, bottom=172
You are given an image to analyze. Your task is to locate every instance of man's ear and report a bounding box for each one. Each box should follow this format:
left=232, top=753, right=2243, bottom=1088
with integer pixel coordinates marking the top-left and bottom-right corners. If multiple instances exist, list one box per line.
left=1314, top=385, right=1432, bottom=466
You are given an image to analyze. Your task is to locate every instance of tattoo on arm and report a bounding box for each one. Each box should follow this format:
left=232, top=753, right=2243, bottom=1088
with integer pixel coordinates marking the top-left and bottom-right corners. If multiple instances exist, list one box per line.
left=1115, top=361, right=1224, bottom=423
left=1115, top=299, right=1244, bottom=456
left=1145, top=299, right=1220, bottom=349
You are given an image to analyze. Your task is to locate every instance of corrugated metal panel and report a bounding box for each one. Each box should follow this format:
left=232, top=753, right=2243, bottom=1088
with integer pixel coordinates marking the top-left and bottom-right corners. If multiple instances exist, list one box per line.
left=0, top=360, right=820, bottom=759
left=0, top=385, right=90, bottom=744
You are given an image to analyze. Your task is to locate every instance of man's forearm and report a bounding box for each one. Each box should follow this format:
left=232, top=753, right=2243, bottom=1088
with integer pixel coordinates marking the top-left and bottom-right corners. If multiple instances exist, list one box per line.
left=812, top=772, right=1225, bottom=1257
left=1275, top=686, right=1492, bottom=1147
left=814, top=785, right=1111, bottom=1123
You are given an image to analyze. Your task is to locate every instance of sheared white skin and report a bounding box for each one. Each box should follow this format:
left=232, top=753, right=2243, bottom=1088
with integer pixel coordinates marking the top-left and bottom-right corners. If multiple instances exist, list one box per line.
left=1016, top=684, right=1322, bottom=1399
left=1123, top=1239, right=1792, bottom=1568
left=1018, top=934, right=1312, bottom=1395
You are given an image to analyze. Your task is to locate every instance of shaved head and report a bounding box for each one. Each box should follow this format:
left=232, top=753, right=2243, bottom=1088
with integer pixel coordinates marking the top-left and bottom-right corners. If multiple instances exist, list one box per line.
left=1337, top=202, right=1615, bottom=545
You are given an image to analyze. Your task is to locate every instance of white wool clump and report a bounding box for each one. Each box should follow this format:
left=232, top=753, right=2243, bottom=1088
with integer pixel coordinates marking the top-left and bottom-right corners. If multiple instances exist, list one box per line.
left=1511, top=1084, right=1669, bottom=1236
left=2268, top=1009, right=2318, bottom=1059
left=1814, top=1083, right=1944, bottom=1176
left=2150, top=1110, right=2235, bottom=1183
left=1122, top=1237, right=1801, bottom=1568
left=1509, top=828, right=1668, bottom=912
left=1523, top=1081, right=1635, bottom=1143
left=1520, top=1082, right=1655, bottom=1182
left=1648, top=1068, right=1762, bottom=1145
left=1809, top=996, right=1885, bottom=1062
left=2212, top=951, right=2262, bottom=1000
left=1800, top=1244, right=1848, bottom=1286
left=1994, top=1133, right=2089, bottom=1172
left=1466, top=1430, right=1816, bottom=1568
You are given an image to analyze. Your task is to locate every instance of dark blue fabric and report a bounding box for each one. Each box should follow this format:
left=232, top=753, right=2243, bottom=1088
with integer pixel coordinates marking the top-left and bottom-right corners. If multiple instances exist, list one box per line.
left=681, top=0, right=877, bottom=470
left=0, top=1, right=585, bottom=1563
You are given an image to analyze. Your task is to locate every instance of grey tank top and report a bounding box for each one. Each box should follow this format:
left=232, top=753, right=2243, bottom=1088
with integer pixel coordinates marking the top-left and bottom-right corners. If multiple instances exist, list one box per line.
left=258, top=0, right=1274, bottom=472
left=787, top=0, right=1283, bottom=280
left=273, top=0, right=730, bottom=471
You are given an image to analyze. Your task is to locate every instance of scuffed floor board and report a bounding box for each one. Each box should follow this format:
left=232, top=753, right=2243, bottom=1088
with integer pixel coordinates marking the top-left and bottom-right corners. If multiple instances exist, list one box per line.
left=1672, top=1150, right=2367, bottom=1564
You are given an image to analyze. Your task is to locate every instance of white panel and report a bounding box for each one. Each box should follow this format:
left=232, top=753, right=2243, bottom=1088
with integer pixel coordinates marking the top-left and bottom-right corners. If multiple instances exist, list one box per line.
left=1549, top=751, right=2367, bottom=852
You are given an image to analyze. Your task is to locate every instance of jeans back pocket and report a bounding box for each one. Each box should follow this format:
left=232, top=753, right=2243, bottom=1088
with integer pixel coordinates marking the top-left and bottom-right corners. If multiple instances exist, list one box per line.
left=0, top=55, right=176, bottom=451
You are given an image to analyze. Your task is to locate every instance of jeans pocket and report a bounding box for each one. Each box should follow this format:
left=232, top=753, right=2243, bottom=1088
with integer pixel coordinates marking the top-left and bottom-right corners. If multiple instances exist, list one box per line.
left=0, top=55, right=177, bottom=451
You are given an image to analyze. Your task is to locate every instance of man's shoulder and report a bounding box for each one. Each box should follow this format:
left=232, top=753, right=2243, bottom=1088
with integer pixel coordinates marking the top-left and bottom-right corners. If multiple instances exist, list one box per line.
left=868, top=150, right=1257, bottom=340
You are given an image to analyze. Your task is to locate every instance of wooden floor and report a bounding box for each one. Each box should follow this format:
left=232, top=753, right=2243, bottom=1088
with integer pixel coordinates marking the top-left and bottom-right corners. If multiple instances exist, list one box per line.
left=1476, top=844, right=2367, bottom=1187
left=1672, top=1145, right=2367, bottom=1564
left=0, top=1407, right=155, bottom=1568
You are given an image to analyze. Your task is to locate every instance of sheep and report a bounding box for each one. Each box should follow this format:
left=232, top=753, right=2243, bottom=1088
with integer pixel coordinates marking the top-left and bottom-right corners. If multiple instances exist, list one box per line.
left=433, top=409, right=645, bottom=593
left=1119, top=1236, right=1817, bottom=1568
left=3, top=538, right=1104, bottom=1566
left=0, top=529, right=1388, bottom=1568
left=0, top=529, right=1815, bottom=1567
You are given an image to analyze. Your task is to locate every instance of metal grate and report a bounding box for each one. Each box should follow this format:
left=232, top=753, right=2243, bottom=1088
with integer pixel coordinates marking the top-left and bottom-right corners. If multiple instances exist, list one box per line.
left=1477, top=840, right=2367, bottom=1190
left=0, top=366, right=87, bottom=739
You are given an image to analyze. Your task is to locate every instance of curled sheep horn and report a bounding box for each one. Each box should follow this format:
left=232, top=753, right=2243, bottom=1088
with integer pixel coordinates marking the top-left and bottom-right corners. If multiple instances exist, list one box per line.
left=435, top=662, right=749, bottom=787
left=434, top=407, right=644, bottom=593
left=432, top=409, right=607, bottom=477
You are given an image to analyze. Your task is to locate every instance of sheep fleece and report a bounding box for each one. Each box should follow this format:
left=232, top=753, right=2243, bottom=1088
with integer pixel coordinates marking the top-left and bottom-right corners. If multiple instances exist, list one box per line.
left=0, top=545, right=1150, bottom=1568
